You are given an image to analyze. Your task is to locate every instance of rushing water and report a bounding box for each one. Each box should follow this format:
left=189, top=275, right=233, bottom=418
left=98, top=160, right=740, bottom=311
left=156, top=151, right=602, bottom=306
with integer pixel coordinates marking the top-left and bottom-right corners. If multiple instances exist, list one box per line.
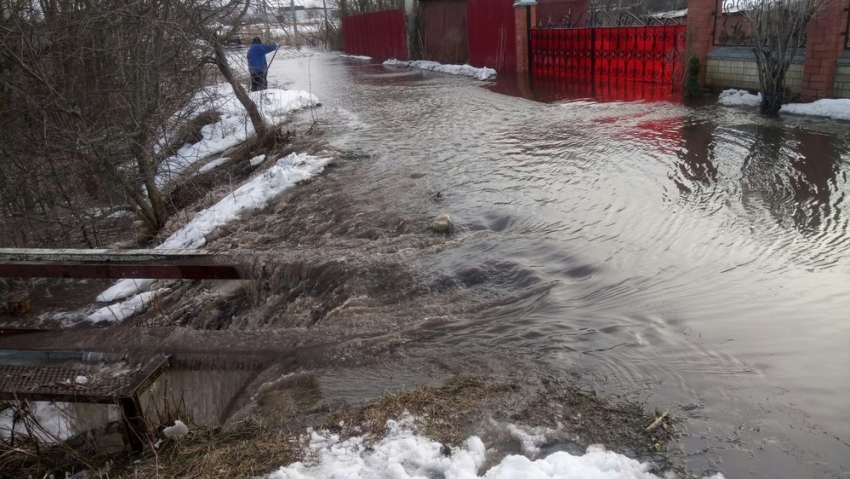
left=265, top=50, right=850, bottom=478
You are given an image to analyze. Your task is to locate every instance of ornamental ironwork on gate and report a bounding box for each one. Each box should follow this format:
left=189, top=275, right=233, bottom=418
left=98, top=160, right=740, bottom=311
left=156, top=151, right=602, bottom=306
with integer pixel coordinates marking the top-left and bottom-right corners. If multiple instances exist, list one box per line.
left=530, top=12, right=687, bottom=90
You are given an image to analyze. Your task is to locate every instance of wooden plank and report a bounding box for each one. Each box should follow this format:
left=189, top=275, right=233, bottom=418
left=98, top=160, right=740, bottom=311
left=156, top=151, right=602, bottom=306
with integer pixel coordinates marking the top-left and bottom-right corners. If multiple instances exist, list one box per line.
left=0, top=248, right=242, bottom=279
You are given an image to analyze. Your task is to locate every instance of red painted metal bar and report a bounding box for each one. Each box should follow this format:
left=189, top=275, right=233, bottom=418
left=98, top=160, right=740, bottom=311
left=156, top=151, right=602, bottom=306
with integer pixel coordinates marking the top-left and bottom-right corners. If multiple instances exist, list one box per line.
left=0, top=249, right=242, bottom=279
left=0, top=263, right=241, bottom=279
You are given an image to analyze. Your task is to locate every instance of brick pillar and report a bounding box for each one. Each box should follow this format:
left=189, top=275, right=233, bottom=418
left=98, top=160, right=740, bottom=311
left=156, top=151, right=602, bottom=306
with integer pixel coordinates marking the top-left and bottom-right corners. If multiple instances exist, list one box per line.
left=686, top=0, right=717, bottom=86
left=514, top=1, right=537, bottom=73
left=800, top=0, right=847, bottom=100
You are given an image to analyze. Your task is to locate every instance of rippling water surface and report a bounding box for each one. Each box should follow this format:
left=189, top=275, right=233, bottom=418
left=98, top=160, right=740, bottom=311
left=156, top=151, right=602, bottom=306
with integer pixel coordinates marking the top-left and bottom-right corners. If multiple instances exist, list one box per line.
left=270, top=51, right=850, bottom=478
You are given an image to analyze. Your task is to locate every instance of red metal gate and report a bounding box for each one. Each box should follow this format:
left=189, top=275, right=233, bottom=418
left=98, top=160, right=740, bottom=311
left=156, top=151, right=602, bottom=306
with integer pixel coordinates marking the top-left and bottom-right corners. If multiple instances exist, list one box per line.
left=342, top=9, right=408, bottom=61
left=531, top=23, right=687, bottom=89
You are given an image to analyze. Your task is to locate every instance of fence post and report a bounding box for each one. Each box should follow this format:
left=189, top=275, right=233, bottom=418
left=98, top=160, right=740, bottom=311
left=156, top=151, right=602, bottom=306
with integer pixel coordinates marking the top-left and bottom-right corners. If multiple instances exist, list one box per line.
left=514, top=0, right=537, bottom=73
left=799, top=0, right=847, bottom=100
left=686, top=0, right=717, bottom=87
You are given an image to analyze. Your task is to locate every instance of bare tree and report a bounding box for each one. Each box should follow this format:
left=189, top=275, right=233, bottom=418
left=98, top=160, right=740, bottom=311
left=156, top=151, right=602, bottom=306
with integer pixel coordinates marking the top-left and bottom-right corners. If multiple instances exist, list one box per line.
left=171, top=0, right=270, bottom=141
left=742, top=0, right=828, bottom=115
left=0, top=0, right=209, bottom=242
left=0, top=0, right=281, bottom=247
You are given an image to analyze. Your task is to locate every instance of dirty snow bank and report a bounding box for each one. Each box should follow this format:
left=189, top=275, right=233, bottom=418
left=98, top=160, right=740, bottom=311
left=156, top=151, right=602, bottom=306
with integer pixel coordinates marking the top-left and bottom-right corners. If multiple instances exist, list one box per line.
left=156, top=85, right=320, bottom=187
left=718, top=89, right=850, bottom=120
left=88, top=291, right=159, bottom=323
left=383, top=59, right=497, bottom=81
left=717, top=89, right=762, bottom=107
left=0, top=402, right=72, bottom=443
left=268, top=416, right=724, bottom=479
left=781, top=98, right=850, bottom=121
left=341, top=54, right=372, bottom=61
left=93, top=153, right=331, bottom=314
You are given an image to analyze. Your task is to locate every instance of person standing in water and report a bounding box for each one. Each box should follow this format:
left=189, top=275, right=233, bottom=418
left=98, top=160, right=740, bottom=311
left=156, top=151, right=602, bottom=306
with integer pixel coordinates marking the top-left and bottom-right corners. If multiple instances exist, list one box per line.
left=247, top=37, right=277, bottom=91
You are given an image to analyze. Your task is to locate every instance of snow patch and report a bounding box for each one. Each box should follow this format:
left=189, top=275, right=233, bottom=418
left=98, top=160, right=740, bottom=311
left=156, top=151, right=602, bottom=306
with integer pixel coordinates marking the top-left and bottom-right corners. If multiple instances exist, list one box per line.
left=384, top=59, right=497, bottom=81
left=75, top=376, right=88, bottom=385
left=250, top=154, right=267, bottom=167
left=0, top=402, right=72, bottom=443
left=718, top=89, right=850, bottom=121
left=96, top=278, right=155, bottom=303
left=93, top=153, right=331, bottom=308
left=163, top=420, right=189, bottom=438
left=341, top=54, right=372, bottom=61
left=781, top=98, right=850, bottom=121
left=87, top=291, right=158, bottom=323
left=717, top=89, right=762, bottom=107
left=507, top=423, right=562, bottom=457
left=268, top=416, right=725, bottom=479
left=156, top=85, right=320, bottom=187
left=198, top=157, right=230, bottom=174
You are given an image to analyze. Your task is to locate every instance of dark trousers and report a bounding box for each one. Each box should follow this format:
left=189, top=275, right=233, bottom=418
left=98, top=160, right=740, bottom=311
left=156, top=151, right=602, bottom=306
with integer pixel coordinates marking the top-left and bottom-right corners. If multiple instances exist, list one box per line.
left=250, top=70, right=267, bottom=91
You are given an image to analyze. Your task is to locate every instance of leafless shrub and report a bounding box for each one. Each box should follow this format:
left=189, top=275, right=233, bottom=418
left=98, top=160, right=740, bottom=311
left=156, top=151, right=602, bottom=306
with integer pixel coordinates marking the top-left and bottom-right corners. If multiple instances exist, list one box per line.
left=741, top=0, right=830, bottom=114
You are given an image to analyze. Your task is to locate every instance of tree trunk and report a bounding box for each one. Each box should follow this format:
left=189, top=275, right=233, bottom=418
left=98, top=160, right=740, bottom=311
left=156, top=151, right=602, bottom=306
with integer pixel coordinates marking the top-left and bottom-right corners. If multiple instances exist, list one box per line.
left=211, top=38, right=268, bottom=141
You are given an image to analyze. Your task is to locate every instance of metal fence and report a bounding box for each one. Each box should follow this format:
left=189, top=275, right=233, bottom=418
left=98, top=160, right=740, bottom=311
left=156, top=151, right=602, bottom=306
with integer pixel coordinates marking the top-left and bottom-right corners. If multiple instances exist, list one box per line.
left=530, top=24, right=687, bottom=87
left=341, top=9, right=408, bottom=60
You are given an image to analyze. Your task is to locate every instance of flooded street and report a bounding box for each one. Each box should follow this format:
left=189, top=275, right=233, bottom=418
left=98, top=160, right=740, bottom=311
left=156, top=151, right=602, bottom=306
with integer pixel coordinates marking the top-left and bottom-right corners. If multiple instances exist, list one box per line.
left=267, top=51, right=850, bottom=478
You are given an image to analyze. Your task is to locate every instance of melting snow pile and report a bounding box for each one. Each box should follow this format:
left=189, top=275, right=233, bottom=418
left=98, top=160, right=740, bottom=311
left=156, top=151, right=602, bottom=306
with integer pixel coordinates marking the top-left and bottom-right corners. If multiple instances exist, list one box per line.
left=163, top=420, right=189, bottom=438
left=90, top=153, right=331, bottom=322
left=156, top=84, right=320, bottom=187
left=717, top=89, right=762, bottom=107
left=0, top=402, right=72, bottom=444
left=198, top=157, right=230, bottom=174
left=781, top=98, right=850, bottom=121
left=88, top=290, right=159, bottom=323
left=383, top=59, right=497, bottom=81
left=341, top=54, right=372, bottom=61
left=718, top=89, right=850, bottom=120
left=268, top=416, right=725, bottom=479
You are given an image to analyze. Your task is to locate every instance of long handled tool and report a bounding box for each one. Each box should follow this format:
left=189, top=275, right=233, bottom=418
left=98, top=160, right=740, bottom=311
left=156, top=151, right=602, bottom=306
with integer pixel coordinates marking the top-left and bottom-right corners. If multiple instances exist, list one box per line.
left=264, top=45, right=279, bottom=90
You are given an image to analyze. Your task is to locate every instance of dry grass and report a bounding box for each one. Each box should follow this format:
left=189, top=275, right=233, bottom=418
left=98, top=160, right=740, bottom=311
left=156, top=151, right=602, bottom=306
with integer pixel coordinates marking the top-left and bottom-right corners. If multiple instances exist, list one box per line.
left=0, top=376, right=685, bottom=478
left=109, top=421, right=302, bottom=479
left=514, top=376, right=680, bottom=462
left=326, top=377, right=519, bottom=445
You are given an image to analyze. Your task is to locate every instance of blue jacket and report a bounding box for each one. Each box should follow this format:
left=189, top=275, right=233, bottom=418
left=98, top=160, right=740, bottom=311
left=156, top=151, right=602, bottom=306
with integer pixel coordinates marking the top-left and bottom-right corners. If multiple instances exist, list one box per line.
left=247, top=43, right=277, bottom=72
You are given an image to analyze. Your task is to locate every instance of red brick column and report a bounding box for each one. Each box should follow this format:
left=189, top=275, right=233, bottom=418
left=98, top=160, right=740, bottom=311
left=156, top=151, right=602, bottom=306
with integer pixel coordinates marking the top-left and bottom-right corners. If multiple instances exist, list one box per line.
left=800, top=0, right=847, bottom=100
left=686, top=0, right=717, bottom=86
left=514, top=2, right=537, bottom=73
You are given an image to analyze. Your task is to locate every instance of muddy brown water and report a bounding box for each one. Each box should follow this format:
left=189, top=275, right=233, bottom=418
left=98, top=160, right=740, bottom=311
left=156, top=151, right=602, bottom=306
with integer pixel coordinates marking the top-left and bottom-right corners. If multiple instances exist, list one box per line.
left=255, top=50, right=850, bottom=478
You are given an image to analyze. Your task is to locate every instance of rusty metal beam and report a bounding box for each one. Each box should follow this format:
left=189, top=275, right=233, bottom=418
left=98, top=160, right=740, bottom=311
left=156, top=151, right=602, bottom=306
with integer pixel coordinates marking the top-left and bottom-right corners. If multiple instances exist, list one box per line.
left=0, top=248, right=241, bottom=279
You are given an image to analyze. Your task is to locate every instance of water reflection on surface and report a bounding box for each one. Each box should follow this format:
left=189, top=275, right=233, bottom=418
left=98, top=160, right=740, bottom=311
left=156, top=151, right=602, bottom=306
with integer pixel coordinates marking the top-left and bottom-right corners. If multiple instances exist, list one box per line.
left=269, top=52, right=850, bottom=478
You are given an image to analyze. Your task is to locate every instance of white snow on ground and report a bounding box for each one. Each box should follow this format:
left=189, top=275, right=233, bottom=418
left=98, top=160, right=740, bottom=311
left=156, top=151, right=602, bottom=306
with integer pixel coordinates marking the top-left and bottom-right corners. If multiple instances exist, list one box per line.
left=163, top=420, right=189, bottom=438
left=198, top=157, right=230, bottom=174
left=507, top=423, right=562, bottom=457
left=95, top=278, right=156, bottom=303
left=94, top=153, right=331, bottom=310
left=156, top=85, right=320, bottom=187
left=384, top=59, right=497, bottom=81
left=0, top=402, right=72, bottom=443
left=88, top=291, right=159, bottom=323
left=781, top=98, right=850, bottom=121
left=718, top=89, right=850, bottom=120
left=341, top=54, right=372, bottom=61
left=717, top=89, right=762, bottom=107
left=250, top=154, right=267, bottom=167
left=268, top=416, right=725, bottom=479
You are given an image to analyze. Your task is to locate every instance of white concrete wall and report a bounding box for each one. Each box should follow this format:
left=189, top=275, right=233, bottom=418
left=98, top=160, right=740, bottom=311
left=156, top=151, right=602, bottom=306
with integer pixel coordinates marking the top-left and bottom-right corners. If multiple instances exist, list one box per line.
left=706, top=57, right=803, bottom=93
